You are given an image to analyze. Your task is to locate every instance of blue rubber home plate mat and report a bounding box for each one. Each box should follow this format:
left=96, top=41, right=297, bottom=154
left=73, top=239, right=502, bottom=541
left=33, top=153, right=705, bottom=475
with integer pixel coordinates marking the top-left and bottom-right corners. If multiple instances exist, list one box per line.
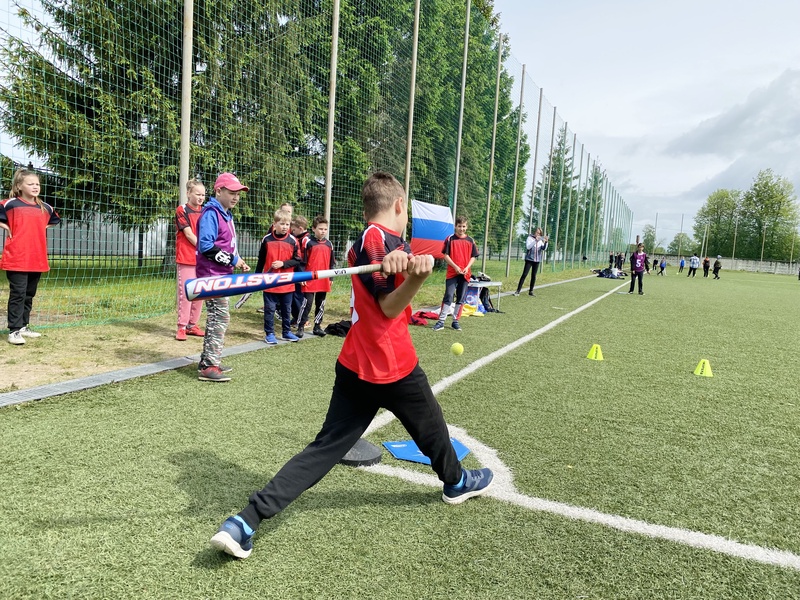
left=382, top=438, right=470, bottom=465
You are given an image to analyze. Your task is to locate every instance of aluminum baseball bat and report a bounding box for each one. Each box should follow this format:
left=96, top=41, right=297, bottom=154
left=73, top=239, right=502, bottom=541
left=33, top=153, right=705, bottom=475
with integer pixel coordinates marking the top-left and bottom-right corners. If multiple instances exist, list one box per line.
left=185, top=263, right=383, bottom=301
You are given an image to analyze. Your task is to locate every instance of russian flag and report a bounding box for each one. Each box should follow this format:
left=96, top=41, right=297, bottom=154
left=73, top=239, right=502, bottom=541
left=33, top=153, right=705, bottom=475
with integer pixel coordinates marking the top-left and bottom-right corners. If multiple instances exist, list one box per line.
left=410, top=200, right=454, bottom=259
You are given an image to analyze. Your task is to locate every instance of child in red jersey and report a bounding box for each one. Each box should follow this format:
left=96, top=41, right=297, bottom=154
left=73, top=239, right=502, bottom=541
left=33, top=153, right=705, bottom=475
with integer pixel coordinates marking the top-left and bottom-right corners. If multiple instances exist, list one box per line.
left=432, top=215, right=478, bottom=332
left=297, top=215, right=335, bottom=337
left=255, top=209, right=303, bottom=344
left=211, top=171, right=494, bottom=559
left=0, top=169, right=61, bottom=345
left=174, top=178, right=206, bottom=341
left=289, top=215, right=309, bottom=332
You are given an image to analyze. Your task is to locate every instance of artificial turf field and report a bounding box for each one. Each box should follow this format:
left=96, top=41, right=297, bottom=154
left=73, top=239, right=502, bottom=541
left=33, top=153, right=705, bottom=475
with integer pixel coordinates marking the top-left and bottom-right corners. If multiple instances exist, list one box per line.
left=2, top=270, right=799, bottom=599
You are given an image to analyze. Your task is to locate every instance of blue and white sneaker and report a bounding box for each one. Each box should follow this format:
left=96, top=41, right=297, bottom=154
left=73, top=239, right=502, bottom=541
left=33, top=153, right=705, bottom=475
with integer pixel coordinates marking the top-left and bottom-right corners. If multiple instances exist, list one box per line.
left=451, top=321, right=462, bottom=331
left=264, top=333, right=278, bottom=345
left=442, top=467, right=494, bottom=505
left=432, top=321, right=445, bottom=332
left=210, top=516, right=254, bottom=559
left=282, top=331, right=300, bottom=342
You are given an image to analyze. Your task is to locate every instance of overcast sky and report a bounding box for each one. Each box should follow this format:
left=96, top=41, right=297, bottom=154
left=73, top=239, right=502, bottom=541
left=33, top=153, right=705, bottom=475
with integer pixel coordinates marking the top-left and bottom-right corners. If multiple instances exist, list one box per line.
left=495, top=0, right=800, bottom=244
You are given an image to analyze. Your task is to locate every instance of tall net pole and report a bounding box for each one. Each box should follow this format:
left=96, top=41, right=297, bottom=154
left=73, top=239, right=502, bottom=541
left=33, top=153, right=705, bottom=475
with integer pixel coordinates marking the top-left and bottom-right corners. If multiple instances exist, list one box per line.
left=178, top=0, right=194, bottom=201
left=505, top=63, right=526, bottom=277
left=323, top=0, right=341, bottom=221
left=451, top=0, right=471, bottom=219
left=403, top=0, right=422, bottom=199
left=526, top=88, right=544, bottom=234
left=561, top=133, right=577, bottom=270
left=570, top=143, right=584, bottom=269
left=480, top=32, right=504, bottom=272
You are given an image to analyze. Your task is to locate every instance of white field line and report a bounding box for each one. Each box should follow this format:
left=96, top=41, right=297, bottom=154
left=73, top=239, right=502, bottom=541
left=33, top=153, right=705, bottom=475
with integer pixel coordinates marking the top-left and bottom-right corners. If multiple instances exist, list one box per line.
left=362, top=281, right=800, bottom=572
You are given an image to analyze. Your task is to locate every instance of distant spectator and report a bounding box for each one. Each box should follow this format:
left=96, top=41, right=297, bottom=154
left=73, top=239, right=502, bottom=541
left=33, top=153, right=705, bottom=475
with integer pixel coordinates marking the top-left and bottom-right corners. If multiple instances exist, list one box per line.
left=702, top=256, right=711, bottom=278
left=515, top=228, right=548, bottom=297
left=628, top=243, right=649, bottom=295
left=688, top=253, right=700, bottom=278
left=713, top=256, right=722, bottom=280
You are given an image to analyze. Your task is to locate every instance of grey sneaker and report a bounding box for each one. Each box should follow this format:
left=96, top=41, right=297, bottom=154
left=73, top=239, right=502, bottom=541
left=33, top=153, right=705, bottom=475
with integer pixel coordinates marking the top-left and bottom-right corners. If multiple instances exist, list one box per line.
left=8, top=330, right=26, bottom=345
left=19, top=325, right=42, bottom=338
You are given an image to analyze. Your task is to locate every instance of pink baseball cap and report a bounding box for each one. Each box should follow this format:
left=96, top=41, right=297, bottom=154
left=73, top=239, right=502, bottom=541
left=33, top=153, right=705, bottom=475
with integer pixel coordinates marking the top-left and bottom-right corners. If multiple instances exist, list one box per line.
left=214, top=172, right=249, bottom=192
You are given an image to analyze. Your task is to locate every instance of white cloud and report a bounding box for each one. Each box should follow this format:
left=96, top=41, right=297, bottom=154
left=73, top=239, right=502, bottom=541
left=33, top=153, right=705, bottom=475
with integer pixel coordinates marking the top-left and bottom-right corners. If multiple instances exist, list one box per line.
left=496, top=0, right=800, bottom=240
left=667, top=70, right=800, bottom=159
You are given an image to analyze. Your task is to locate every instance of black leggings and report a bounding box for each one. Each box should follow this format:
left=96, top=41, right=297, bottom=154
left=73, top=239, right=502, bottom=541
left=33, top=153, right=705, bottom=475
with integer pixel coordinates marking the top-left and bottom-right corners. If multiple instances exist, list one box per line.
left=516, top=260, right=540, bottom=293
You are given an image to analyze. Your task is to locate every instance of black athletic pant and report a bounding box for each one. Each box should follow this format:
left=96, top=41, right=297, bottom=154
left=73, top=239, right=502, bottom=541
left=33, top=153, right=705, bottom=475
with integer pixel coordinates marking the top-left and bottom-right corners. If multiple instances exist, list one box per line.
left=244, top=362, right=462, bottom=526
left=687, top=267, right=697, bottom=278
left=298, top=291, right=327, bottom=328
left=516, top=260, right=540, bottom=293
left=290, top=286, right=304, bottom=324
left=6, top=271, right=42, bottom=332
left=629, top=271, right=644, bottom=293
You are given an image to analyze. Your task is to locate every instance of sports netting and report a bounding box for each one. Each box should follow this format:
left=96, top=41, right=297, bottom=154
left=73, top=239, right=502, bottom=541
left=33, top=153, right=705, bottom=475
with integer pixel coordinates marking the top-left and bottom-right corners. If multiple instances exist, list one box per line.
left=0, top=0, right=631, bottom=330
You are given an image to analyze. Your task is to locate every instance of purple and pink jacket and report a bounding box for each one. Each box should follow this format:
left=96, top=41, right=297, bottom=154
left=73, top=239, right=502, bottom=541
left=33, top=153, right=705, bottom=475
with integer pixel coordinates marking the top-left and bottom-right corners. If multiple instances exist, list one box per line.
left=195, top=198, right=241, bottom=278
